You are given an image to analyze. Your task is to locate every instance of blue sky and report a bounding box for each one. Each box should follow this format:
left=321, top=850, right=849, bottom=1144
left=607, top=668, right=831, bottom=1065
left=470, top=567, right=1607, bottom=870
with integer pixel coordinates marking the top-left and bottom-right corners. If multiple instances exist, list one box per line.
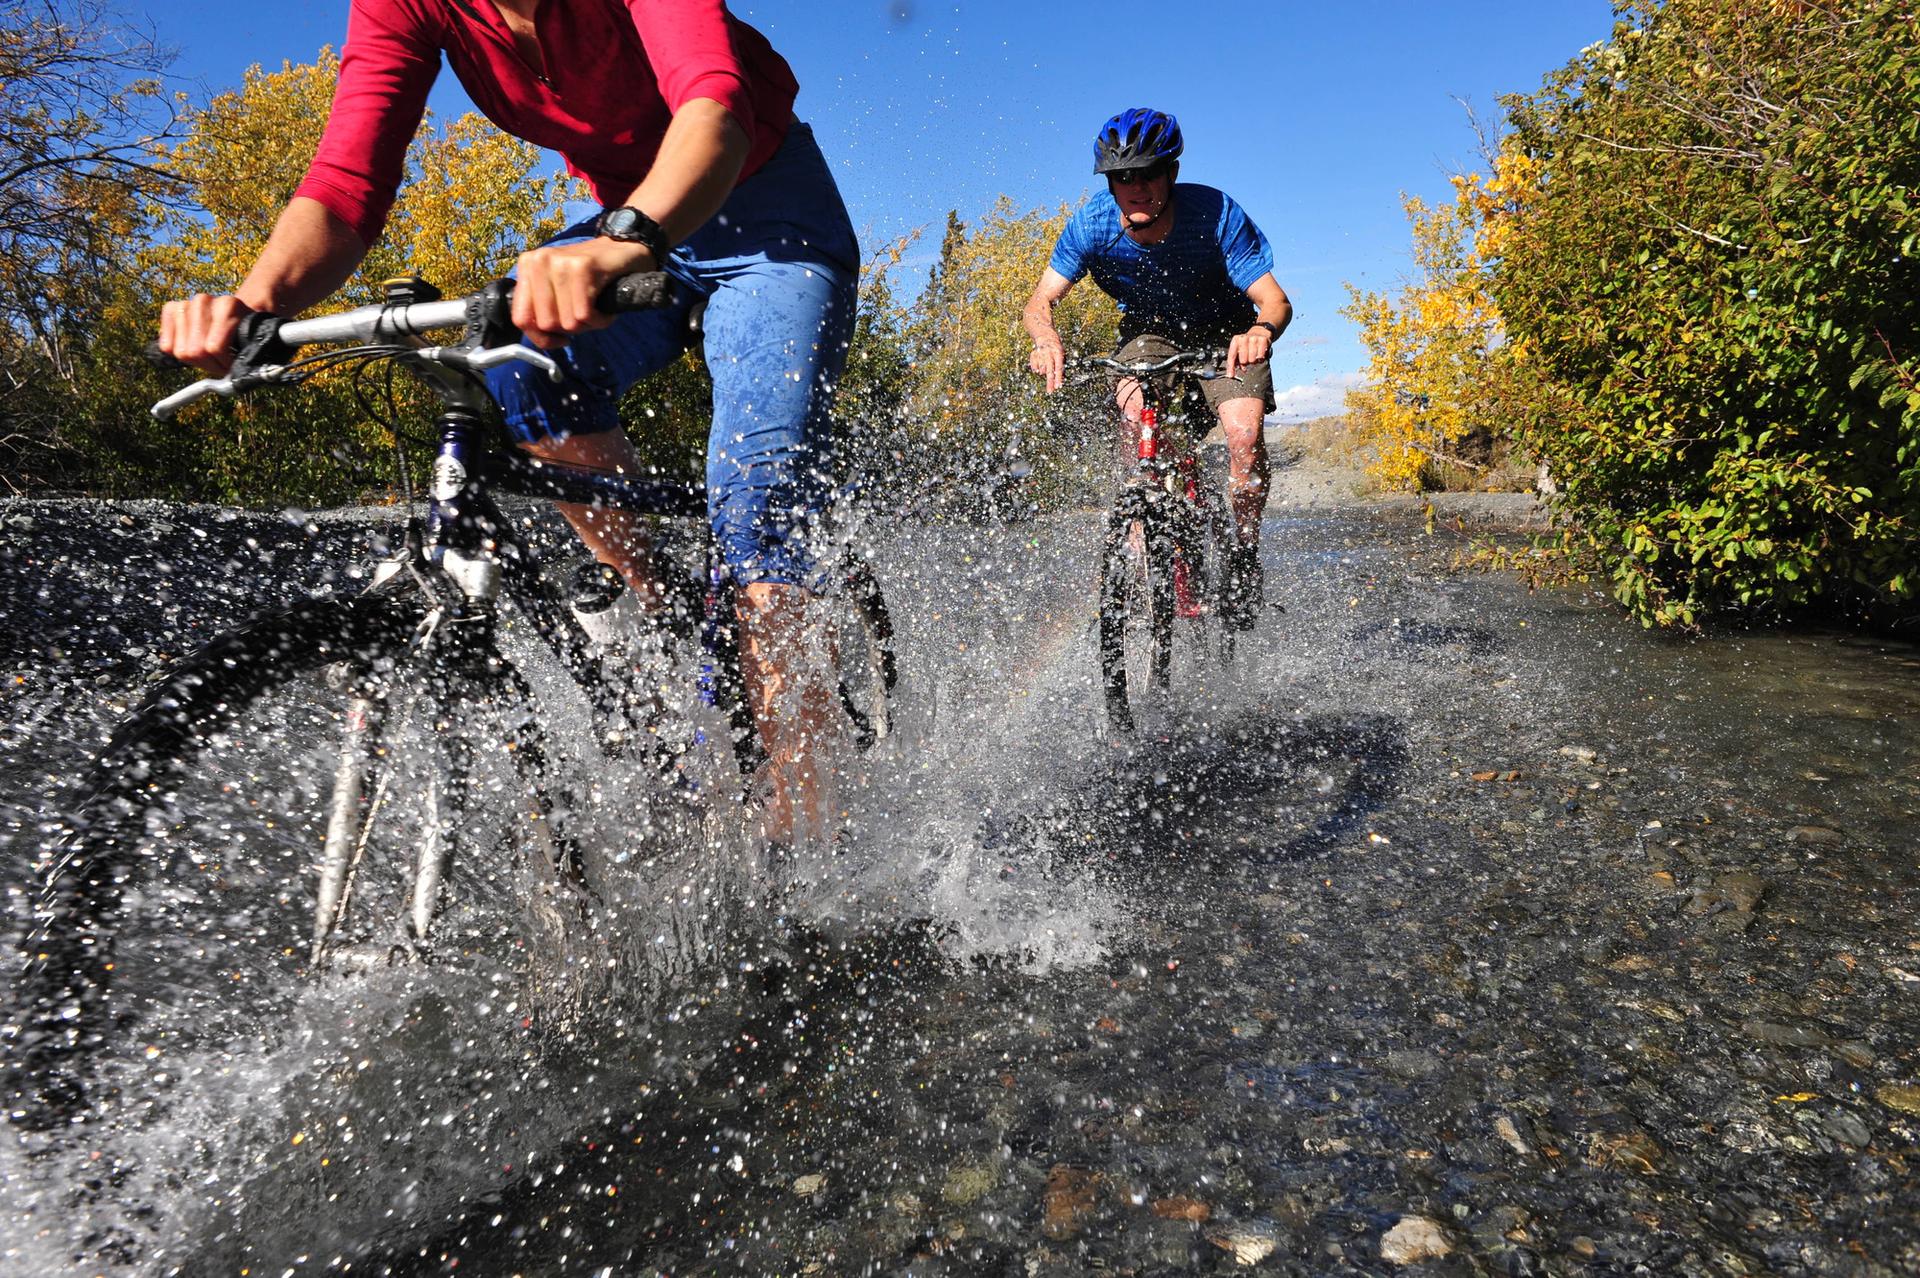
left=146, top=0, right=1619, bottom=419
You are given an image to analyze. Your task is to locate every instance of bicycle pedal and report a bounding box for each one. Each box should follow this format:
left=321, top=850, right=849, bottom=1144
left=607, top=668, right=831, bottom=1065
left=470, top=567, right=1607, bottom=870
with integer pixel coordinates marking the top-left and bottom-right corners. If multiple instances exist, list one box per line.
left=323, top=940, right=428, bottom=975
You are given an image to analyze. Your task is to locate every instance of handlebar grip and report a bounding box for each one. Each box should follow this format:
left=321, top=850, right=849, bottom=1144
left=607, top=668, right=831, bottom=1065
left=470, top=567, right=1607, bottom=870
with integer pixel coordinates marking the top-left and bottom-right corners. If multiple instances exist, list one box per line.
left=142, top=341, right=188, bottom=373
left=595, top=272, right=677, bottom=314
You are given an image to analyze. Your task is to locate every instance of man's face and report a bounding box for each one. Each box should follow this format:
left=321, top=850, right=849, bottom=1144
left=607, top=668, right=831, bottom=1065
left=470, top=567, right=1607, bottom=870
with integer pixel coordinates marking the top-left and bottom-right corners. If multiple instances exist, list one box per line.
left=1107, top=164, right=1172, bottom=226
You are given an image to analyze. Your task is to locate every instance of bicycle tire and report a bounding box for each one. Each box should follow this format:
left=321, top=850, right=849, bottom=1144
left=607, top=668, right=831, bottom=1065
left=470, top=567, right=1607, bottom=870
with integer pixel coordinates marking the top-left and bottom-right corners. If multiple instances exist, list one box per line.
left=9, top=591, right=422, bottom=1126
left=1098, top=493, right=1174, bottom=734
left=1203, top=493, right=1239, bottom=664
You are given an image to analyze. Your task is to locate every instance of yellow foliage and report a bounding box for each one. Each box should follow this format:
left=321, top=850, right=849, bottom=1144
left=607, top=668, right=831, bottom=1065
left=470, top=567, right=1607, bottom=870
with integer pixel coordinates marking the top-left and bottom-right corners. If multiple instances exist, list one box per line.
left=144, top=48, right=578, bottom=306
left=909, top=196, right=1118, bottom=432
left=1341, top=152, right=1533, bottom=490
left=128, top=48, right=581, bottom=500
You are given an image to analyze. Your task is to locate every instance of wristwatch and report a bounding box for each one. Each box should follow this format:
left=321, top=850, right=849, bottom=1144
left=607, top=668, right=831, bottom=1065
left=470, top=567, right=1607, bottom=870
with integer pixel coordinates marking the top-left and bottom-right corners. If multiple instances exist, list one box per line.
left=595, top=206, right=671, bottom=260
left=1250, top=320, right=1282, bottom=340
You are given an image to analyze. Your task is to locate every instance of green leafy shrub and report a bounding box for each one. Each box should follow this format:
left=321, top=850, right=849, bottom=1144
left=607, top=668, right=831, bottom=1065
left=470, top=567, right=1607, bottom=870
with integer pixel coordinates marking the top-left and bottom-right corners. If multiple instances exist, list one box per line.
left=1493, top=0, right=1919, bottom=626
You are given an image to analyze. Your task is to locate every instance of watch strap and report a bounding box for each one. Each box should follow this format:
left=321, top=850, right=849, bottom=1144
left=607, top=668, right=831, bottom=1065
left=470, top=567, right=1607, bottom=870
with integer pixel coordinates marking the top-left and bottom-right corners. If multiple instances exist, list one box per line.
left=595, top=206, right=671, bottom=260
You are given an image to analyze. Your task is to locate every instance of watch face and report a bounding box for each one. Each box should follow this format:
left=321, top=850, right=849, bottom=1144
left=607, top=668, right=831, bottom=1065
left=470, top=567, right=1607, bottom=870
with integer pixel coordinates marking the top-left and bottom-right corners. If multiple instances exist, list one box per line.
left=600, top=207, right=641, bottom=239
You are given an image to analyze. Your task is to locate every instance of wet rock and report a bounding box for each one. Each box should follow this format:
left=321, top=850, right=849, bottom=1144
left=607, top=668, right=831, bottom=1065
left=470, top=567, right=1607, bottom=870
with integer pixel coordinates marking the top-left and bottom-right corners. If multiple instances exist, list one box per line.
left=4, top=512, right=34, bottom=532
left=1688, top=871, right=1767, bottom=916
left=1742, top=1020, right=1833, bottom=1049
left=1380, top=1215, right=1454, bottom=1265
left=1558, top=745, right=1598, bottom=763
left=1041, top=1165, right=1099, bottom=1239
left=1822, top=1110, right=1872, bottom=1148
left=1874, top=1084, right=1920, bottom=1117
left=1384, top=1048, right=1443, bottom=1079
left=1786, top=825, right=1842, bottom=845
left=792, top=1173, right=828, bottom=1198
left=1208, top=1225, right=1279, bottom=1267
left=940, top=1162, right=996, bottom=1206
left=1152, top=1196, right=1211, bottom=1222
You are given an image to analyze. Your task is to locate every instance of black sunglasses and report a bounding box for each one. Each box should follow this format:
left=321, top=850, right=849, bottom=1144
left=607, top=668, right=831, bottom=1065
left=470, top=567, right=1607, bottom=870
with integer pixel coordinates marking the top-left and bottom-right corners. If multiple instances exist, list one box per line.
left=1108, top=164, right=1168, bottom=186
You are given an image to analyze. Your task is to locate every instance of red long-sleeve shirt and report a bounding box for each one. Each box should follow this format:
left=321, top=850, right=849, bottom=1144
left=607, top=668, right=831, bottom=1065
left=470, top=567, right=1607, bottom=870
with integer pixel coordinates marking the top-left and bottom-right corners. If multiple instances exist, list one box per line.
left=294, top=0, right=799, bottom=246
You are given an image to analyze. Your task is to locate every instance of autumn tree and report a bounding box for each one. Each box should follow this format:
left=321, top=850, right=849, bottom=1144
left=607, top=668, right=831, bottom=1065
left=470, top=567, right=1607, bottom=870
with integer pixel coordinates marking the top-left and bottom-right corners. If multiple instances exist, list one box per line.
left=0, top=0, right=182, bottom=490
left=1341, top=164, right=1521, bottom=491
left=70, top=48, right=580, bottom=502
left=902, top=196, right=1119, bottom=509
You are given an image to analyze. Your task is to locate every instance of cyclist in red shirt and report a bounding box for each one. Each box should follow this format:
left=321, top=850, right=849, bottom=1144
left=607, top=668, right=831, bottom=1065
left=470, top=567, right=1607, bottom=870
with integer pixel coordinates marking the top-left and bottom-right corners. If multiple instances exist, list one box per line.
left=158, top=0, right=861, bottom=846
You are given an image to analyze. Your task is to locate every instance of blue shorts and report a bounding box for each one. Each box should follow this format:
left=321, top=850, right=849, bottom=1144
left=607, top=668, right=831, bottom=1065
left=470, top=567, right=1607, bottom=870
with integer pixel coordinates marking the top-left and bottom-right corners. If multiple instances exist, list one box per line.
left=486, top=123, right=860, bottom=588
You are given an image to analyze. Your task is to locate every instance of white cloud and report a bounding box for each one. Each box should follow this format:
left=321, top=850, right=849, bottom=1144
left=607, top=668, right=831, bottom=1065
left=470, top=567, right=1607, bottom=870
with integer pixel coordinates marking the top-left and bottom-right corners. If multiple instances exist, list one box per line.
left=1266, top=371, right=1365, bottom=423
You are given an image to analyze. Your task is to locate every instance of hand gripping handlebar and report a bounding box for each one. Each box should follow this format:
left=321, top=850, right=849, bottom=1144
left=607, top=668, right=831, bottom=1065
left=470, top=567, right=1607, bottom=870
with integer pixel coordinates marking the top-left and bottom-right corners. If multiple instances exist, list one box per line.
left=148, top=272, right=679, bottom=420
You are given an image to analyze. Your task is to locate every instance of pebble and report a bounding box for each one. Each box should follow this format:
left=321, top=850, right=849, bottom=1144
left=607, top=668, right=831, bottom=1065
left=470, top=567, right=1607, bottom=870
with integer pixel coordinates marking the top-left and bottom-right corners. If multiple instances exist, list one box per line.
left=1151, top=1196, right=1211, bottom=1222
left=1688, top=871, right=1767, bottom=915
left=1786, top=825, right=1842, bottom=844
left=1041, top=1165, right=1099, bottom=1239
left=1743, top=1020, right=1833, bottom=1048
left=1380, top=1215, right=1453, bottom=1265
left=4, top=512, right=34, bottom=532
left=792, top=1173, right=828, bottom=1199
left=1384, top=1048, right=1443, bottom=1079
left=1875, top=1084, right=1920, bottom=1117
left=1493, top=1115, right=1532, bottom=1156
left=1823, top=1111, right=1872, bottom=1148
left=1208, top=1228, right=1279, bottom=1266
left=940, top=1162, right=996, bottom=1206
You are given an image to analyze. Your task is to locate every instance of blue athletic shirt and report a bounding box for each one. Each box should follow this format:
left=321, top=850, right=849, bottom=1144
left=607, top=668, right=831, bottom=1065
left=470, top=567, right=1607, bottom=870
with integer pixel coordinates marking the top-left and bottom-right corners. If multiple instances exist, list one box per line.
left=1048, top=183, right=1274, bottom=339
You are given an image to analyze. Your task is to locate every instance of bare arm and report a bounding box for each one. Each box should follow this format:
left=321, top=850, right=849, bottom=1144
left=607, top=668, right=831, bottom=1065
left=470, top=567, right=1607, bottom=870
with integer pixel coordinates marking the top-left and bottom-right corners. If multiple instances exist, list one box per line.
left=1023, top=268, right=1077, bottom=393
left=157, top=197, right=369, bottom=374
left=1225, top=272, right=1294, bottom=378
left=511, top=98, right=749, bottom=347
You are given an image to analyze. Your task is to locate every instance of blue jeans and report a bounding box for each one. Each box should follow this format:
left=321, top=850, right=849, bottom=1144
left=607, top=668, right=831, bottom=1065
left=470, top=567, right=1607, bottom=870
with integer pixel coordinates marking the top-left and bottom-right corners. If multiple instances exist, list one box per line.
left=486, top=123, right=860, bottom=587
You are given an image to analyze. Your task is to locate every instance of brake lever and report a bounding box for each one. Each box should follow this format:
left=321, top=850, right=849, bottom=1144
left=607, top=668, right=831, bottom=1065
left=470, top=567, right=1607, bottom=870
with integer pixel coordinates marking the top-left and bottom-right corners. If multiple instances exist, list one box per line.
left=413, top=345, right=564, bottom=379
left=150, top=368, right=283, bottom=420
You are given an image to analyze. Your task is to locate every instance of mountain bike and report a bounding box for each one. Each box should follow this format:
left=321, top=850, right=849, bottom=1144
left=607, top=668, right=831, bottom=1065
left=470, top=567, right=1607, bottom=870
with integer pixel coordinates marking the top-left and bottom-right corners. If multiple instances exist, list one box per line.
left=1069, top=349, right=1239, bottom=733
left=7, top=272, right=896, bottom=1128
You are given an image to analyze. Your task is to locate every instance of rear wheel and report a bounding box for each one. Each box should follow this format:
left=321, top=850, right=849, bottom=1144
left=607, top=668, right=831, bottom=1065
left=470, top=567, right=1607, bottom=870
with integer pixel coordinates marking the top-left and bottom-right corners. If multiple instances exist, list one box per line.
left=829, top=553, right=897, bottom=751
left=1098, top=495, right=1174, bottom=733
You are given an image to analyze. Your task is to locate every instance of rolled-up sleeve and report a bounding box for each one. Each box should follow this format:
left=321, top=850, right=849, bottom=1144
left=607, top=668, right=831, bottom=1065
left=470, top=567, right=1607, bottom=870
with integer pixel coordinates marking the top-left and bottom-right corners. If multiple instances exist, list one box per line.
left=293, top=0, right=440, bottom=247
left=624, top=0, right=757, bottom=136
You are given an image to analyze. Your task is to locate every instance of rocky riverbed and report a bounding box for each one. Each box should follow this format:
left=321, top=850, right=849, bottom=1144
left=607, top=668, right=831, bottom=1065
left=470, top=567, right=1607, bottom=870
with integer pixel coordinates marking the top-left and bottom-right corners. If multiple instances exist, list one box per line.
left=2, top=477, right=1917, bottom=1276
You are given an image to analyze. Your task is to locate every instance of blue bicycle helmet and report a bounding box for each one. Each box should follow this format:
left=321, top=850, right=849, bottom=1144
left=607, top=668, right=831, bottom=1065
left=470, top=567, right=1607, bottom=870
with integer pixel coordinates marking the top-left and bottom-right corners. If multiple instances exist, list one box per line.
left=1093, top=108, right=1184, bottom=174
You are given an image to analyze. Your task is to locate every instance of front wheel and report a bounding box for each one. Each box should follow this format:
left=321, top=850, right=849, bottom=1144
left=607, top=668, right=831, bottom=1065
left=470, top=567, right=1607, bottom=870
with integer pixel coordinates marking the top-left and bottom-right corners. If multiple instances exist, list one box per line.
left=1098, top=495, right=1174, bottom=734
left=9, top=587, right=587, bottom=1129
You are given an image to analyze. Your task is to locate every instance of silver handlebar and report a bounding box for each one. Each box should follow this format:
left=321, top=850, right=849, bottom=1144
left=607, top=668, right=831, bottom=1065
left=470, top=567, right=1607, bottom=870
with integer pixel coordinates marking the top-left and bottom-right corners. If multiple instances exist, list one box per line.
left=149, top=343, right=561, bottom=421
left=1068, top=351, right=1228, bottom=379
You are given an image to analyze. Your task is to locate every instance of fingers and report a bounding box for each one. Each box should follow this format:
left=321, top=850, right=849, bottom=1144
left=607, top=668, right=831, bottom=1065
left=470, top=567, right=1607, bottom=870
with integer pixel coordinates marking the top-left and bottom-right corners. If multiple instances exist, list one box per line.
left=1029, top=344, right=1065, bottom=393
left=512, top=240, right=653, bottom=349
left=1226, top=329, right=1273, bottom=380
left=158, top=293, right=246, bottom=375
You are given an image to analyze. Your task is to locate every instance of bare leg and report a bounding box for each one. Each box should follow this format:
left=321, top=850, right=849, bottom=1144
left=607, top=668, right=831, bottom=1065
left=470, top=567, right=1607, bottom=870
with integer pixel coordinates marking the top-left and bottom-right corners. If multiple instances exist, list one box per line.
left=735, top=582, right=843, bottom=847
left=520, top=429, right=667, bottom=609
left=1217, top=396, right=1270, bottom=546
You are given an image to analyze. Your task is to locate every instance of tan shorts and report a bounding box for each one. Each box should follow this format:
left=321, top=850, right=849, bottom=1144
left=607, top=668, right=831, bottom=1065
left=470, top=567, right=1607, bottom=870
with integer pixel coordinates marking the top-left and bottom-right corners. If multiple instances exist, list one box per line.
left=1112, top=331, right=1275, bottom=414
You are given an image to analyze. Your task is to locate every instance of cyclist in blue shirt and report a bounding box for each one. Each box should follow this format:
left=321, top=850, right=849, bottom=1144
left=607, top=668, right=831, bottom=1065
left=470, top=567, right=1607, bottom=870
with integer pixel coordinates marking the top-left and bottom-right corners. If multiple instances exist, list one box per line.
left=1024, top=107, right=1293, bottom=627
